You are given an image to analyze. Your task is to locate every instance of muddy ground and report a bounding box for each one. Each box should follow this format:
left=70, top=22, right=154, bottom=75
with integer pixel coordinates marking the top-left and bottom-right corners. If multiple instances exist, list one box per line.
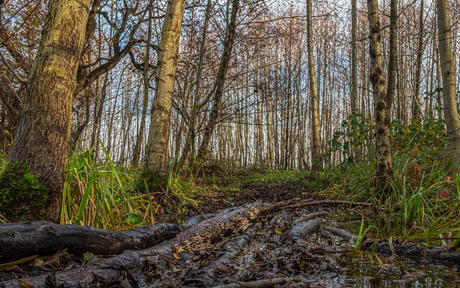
left=1, top=169, right=459, bottom=287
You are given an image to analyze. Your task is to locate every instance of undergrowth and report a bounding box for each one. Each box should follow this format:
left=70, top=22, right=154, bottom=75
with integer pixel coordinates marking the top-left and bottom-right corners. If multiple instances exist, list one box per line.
left=320, top=113, right=460, bottom=250
left=61, top=143, right=207, bottom=230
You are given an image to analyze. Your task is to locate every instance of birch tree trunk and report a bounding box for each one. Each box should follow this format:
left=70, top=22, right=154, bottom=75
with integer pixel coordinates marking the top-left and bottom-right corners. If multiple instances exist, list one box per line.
left=436, top=0, right=460, bottom=174
left=351, top=0, right=361, bottom=162
left=132, top=0, right=154, bottom=167
left=176, top=0, right=212, bottom=171
left=386, top=0, right=398, bottom=109
left=3, top=0, right=91, bottom=222
left=144, top=0, right=186, bottom=175
left=413, top=0, right=424, bottom=122
left=307, top=0, right=322, bottom=173
left=195, top=0, right=240, bottom=168
left=368, top=0, right=393, bottom=193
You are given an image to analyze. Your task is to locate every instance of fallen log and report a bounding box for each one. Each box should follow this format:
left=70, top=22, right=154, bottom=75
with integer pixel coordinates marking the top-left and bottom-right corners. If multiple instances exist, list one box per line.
left=283, top=200, right=371, bottom=210
left=324, top=228, right=460, bottom=266
left=212, top=278, right=289, bottom=288
left=288, top=220, right=320, bottom=242
left=0, top=213, right=215, bottom=263
left=297, top=211, right=329, bottom=222
left=324, top=226, right=356, bottom=242
left=371, top=241, right=460, bottom=266
left=260, top=198, right=301, bottom=215
left=2, top=201, right=264, bottom=288
left=182, top=231, right=254, bottom=287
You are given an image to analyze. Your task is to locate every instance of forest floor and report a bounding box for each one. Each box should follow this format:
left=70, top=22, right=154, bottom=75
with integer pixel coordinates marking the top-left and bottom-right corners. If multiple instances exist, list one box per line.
left=1, top=169, right=459, bottom=287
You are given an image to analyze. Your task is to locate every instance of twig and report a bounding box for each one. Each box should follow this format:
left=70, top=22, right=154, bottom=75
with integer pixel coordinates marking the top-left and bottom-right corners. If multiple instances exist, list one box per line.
left=0, top=50, right=26, bottom=84
left=259, top=198, right=301, bottom=215
left=283, top=200, right=371, bottom=210
left=211, top=278, right=289, bottom=288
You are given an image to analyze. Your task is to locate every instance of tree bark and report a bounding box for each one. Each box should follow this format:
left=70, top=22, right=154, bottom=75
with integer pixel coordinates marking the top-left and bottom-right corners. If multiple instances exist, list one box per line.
left=0, top=222, right=180, bottom=263
left=307, top=0, right=322, bottom=173
left=368, top=0, right=393, bottom=193
left=5, top=0, right=91, bottom=222
left=195, top=0, right=240, bottom=169
left=351, top=0, right=361, bottom=162
left=144, top=0, right=186, bottom=175
left=176, top=0, right=212, bottom=171
left=132, top=0, right=154, bottom=167
left=2, top=202, right=263, bottom=288
left=386, top=0, right=398, bottom=110
left=436, top=0, right=460, bottom=174
left=413, top=0, right=424, bottom=122
left=288, top=220, right=320, bottom=243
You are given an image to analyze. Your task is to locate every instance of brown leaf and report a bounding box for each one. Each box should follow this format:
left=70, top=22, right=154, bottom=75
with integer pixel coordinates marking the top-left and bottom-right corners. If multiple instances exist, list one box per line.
left=3, top=265, right=22, bottom=273
left=79, top=272, right=94, bottom=285
left=409, top=163, right=422, bottom=176
left=402, top=271, right=426, bottom=278
left=439, top=189, right=451, bottom=199
left=120, top=278, right=132, bottom=288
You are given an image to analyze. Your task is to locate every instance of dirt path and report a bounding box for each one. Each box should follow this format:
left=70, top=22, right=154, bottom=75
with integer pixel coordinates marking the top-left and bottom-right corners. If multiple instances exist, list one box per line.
left=1, top=170, right=459, bottom=287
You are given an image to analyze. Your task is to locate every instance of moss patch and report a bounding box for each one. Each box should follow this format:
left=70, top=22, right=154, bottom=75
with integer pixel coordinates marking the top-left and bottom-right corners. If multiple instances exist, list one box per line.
left=0, top=161, right=49, bottom=221
left=135, top=169, right=167, bottom=193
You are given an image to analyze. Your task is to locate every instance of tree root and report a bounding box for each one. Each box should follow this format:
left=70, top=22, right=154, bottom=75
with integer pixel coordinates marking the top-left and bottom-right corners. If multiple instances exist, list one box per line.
left=211, top=278, right=289, bottom=288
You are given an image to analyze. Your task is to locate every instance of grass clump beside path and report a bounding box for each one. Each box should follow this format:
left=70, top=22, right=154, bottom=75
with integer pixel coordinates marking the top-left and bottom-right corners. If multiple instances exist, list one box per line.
left=320, top=116, right=460, bottom=251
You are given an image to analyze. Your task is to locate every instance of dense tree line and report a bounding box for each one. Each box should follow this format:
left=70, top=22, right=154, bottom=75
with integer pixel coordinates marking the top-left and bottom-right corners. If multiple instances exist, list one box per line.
left=1, top=0, right=460, bottom=221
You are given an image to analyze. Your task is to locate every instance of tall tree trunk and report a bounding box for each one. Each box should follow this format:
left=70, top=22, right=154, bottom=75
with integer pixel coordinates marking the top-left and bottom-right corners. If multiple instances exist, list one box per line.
left=307, top=0, right=321, bottom=173
left=351, top=0, right=361, bottom=162
left=176, top=0, right=212, bottom=171
left=5, top=0, right=91, bottom=222
left=413, top=0, right=424, bottom=122
left=195, top=0, right=240, bottom=168
left=132, top=0, right=154, bottom=167
left=90, top=74, right=109, bottom=158
left=144, top=0, right=186, bottom=175
left=436, top=44, right=443, bottom=121
left=368, top=0, right=393, bottom=193
left=437, top=0, right=460, bottom=174
left=386, top=0, right=398, bottom=109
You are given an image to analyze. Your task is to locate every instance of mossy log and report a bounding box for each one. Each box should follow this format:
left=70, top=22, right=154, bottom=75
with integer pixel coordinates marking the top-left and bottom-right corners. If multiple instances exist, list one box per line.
left=181, top=231, right=254, bottom=286
left=1, top=201, right=264, bottom=288
left=371, top=241, right=460, bottom=266
left=0, top=213, right=216, bottom=263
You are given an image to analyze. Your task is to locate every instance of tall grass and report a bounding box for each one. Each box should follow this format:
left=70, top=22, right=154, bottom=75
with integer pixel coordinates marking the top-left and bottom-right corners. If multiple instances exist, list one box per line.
left=61, top=143, right=207, bottom=230
left=61, top=146, right=150, bottom=230
left=322, top=131, right=460, bottom=249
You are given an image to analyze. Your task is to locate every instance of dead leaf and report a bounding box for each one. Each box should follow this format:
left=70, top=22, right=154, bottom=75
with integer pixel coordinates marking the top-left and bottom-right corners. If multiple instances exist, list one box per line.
left=120, top=278, right=132, bottom=288
left=402, top=271, right=426, bottom=278
left=3, top=265, right=22, bottom=273
left=29, top=258, right=44, bottom=267
left=79, top=272, right=94, bottom=285
left=439, top=189, right=451, bottom=199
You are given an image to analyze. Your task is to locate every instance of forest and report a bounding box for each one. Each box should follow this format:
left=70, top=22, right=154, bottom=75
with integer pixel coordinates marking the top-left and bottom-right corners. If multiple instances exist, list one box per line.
left=0, top=0, right=460, bottom=286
